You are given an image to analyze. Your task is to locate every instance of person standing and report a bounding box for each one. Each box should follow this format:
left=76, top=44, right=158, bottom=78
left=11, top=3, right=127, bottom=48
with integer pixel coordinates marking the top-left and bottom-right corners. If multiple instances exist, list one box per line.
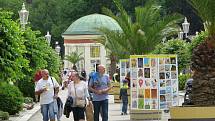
left=119, top=79, right=128, bottom=115
left=67, top=71, right=89, bottom=121
left=35, top=69, right=59, bottom=121
left=89, top=65, right=112, bottom=121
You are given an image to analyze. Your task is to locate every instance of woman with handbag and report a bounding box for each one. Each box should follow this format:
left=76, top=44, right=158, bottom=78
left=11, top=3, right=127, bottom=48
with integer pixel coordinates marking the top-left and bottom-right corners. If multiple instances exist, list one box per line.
left=68, top=71, right=89, bottom=121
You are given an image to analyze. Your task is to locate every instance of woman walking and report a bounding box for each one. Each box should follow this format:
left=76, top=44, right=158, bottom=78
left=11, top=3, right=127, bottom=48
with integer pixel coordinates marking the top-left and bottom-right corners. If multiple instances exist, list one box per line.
left=68, top=71, right=89, bottom=121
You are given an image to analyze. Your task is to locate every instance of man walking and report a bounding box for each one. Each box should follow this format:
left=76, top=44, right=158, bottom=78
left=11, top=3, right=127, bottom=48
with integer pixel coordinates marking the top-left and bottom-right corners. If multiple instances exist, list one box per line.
left=35, top=69, right=59, bottom=121
left=89, top=65, right=112, bottom=121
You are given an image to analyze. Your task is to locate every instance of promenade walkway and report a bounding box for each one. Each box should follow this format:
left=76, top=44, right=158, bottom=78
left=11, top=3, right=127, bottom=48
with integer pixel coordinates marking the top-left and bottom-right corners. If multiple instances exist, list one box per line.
left=10, top=88, right=184, bottom=121
left=29, top=89, right=130, bottom=121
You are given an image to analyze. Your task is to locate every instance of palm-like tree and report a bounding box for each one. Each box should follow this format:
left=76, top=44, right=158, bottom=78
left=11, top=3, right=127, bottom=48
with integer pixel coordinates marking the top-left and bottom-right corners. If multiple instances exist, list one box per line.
left=98, top=0, right=181, bottom=77
left=189, top=0, right=215, bottom=106
left=65, top=52, right=84, bottom=71
left=100, top=0, right=181, bottom=55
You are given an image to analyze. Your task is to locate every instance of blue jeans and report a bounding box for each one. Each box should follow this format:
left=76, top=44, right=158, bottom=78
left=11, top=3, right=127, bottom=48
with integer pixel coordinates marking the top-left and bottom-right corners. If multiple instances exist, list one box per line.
left=41, top=102, right=55, bottom=121
left=93, top=99, right=108, bottom=121
left=122, top=101, right=128, bottom=113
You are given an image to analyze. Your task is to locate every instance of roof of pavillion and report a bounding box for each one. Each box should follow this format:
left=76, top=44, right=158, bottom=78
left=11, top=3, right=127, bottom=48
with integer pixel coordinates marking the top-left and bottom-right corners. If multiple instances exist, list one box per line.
left=62, top=14, right=122, bottom=35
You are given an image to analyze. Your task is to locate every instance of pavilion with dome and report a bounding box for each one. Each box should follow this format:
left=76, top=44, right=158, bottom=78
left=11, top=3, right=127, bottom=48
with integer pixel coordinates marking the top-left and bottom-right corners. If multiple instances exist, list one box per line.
left=62, top=14, right=122, bottom=75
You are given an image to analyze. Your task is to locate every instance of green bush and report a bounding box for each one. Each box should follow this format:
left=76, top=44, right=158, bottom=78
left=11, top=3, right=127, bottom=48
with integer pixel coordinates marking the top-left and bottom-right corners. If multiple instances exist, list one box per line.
left=24, top=97, right=33, bottom=104
left=178, top=74, right=191, bottom=90
left=17, top=79, right=35, bottom=100
left=0, top=83, right=24, bottom=115
left=0, top=111, right=9, bottom=120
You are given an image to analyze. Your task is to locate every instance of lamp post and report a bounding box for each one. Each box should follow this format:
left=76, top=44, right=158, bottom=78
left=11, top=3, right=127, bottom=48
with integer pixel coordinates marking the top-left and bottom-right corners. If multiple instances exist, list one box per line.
left=182, top=17, right=190, bottom=38
left=45, top=31, right=51, bottom=45
left=19, top=3, right=29, bottom=30
left=178, top=29, right=184, bottom=40
left=178, top=17, right=190, bottom=40
left=55, top=41, right=61, bottom=55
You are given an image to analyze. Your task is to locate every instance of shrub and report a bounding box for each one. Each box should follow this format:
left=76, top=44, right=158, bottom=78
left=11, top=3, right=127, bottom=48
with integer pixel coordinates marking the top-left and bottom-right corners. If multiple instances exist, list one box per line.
left=24, top=97, right=33, bottom=104
left=178, top=74, right=191, bottom=90
left=0, top=83, right=24, bottom=115
left=0, top=111, right=9, bottom=120
left=17, top=79, right=35, bottom=100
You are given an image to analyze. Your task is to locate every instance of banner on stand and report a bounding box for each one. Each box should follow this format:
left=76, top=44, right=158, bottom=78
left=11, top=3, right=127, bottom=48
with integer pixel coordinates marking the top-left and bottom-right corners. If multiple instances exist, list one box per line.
left=119, top=59, right=130, bottom=88
left=130, top=55, right=178, bottom=110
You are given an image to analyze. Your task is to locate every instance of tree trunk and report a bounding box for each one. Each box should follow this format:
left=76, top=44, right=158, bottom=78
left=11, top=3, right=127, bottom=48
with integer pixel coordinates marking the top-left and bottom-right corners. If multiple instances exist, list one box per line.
left=191, top=40, right=215, bottom=106
left=109, top=53, right=117, bottom=80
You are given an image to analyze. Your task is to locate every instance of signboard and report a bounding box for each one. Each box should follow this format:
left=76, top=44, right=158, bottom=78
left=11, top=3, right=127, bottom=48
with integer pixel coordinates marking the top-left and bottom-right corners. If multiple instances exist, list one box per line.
left=130, top=55, right=179, bottom=110
left=119, top=59, right=130, bottom=88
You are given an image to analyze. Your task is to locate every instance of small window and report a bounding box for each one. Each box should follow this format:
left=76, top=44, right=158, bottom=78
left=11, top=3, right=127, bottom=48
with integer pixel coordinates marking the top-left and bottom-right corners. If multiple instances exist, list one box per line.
left=90, top=46, right=100, bottom=58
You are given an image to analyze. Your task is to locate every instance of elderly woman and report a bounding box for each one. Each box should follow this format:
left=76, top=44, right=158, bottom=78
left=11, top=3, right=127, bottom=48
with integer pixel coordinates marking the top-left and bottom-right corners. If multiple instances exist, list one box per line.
left=67, top=71, right=89, bottom=121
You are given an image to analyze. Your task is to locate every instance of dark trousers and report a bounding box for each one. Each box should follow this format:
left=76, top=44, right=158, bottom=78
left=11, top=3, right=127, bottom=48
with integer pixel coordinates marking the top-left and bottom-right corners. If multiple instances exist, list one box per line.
left=93, top=99, right=108, bottom=121
left=122, top=101, right=128, bottom=113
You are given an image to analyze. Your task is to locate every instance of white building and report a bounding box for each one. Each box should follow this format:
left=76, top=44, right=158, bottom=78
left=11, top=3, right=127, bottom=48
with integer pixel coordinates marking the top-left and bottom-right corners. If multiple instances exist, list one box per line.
left=62, top=14, right=122, bottom=75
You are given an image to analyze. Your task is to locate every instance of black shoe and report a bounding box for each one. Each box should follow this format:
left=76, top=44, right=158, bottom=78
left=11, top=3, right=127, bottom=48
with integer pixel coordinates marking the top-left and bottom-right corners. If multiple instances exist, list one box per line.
left=124, top=113, right=128, bottom=115
left=121, top=112, right=124, bottom=115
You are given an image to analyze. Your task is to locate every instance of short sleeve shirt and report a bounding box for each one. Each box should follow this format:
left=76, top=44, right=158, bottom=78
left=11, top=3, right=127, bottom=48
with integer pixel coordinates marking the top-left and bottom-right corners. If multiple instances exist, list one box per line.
left=89, top=72, right=110, bottom=101
left=35, top=77, right=59, bottom=104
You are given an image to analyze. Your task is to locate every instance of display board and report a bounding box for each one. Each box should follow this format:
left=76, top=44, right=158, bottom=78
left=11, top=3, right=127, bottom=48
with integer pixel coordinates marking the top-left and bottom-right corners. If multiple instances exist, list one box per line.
left=119, top=59, right=130, bottom=88
left=130, top=55, right=178, bottom=110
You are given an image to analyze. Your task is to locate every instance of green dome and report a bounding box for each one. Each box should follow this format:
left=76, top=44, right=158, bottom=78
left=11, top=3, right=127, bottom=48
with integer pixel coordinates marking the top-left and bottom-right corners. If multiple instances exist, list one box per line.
left=62, top=14, right=122, bottom=35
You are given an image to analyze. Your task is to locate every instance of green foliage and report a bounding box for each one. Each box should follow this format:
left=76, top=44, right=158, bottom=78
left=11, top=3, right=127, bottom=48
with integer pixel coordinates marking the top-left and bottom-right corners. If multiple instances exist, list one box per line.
left=101, top=0, right=181, bottom=58
left=0, top=10, right=29, bottom=82
left=188, top=0, right=215, bottom=37
left=153, top=39, right=190, bottom=72
left=0, top=83, right=24, bottom=115
left=0, top=111, right=9, bottom=120
left=24, top=97, right=33, bottom=104
left=65, top=52, right=84, bottom=69
left=0, top=0, right=22, bottom=19
left=178, top=74, right=191, bottom=90
left=188, top=31, right=208, bottom=53
left=16, top=79, right=35, bottom=99
left=29, top=0, right=90, bottom=47
left=163, top=0, right=203, bottom=35
left=17, top=27, right=62, bottom=98
left=0, top=9, right=61, bottom=98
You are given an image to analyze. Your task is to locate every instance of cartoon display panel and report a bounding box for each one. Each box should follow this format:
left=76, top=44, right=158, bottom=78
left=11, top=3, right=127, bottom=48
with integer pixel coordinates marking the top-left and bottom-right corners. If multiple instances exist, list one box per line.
left=130, top=55, right=178, bottom=110
left=119, top=59, right=130, bottom=88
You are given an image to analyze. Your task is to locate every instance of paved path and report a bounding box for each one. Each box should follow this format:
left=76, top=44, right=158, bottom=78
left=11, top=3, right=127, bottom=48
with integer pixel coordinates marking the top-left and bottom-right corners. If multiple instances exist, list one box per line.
left=28, top=89, right=184, bottom=121
left=29, top=89, right=130, bottom=121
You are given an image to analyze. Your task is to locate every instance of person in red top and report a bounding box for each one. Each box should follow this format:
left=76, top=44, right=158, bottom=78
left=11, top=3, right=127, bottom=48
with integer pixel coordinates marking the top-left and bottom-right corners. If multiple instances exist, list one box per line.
left=34, top=70, right=43, bottom=102
left=34, top=70, right=43, bottom=82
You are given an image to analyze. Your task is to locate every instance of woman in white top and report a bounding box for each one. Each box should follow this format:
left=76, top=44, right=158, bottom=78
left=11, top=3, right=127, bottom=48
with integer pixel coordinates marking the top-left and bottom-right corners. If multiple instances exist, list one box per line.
left=68, top=71, right=89, bottom=121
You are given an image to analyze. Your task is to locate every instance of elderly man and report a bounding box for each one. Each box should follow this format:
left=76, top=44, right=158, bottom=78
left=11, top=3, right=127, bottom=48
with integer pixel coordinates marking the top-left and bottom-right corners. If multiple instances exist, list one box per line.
left=35, top=69, right=59, bottom=121
left=88, top=65, right=112, bottom=121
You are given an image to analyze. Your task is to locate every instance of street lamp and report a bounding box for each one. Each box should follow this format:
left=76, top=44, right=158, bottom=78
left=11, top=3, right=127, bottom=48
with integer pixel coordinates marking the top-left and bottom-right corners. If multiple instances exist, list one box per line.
left=178, top=17, right=190, bottom=40
left=182, top=17, right=190, bottom=38
left=178, top=29, right=184, bottom=40
left=19, top=3, right=29, bottom=30
left=55, top=41, right=61, bottom=55
left=45, top=31, right=51, bottom=45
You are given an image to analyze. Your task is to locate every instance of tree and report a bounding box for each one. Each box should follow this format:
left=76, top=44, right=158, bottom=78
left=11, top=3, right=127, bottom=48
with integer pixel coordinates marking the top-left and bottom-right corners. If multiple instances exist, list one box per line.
left=0, top=10, right=29, bottom=82
left=16, top=24, right=61, bottom=99
left=188, top=0, right=215, bottom=106
left=98, top=0, right=181, bottom=76
left=162, top=0, right=204, bottom=35
left=102, top=0, right=182, bottom=55
left=29, top=0, right=90, bottom=54
left=65, top=52, right=84, bottom=71
left=153, top=39, right=191, bottom=72
left=97, top=32, right=127, bottom=78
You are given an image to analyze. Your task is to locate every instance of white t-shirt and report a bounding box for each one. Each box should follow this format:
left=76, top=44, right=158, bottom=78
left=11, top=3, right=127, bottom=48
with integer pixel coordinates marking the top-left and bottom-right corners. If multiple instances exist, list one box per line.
left=35, top=76, right=59, bottom=104
left=68, top=81, right=89, bottom=106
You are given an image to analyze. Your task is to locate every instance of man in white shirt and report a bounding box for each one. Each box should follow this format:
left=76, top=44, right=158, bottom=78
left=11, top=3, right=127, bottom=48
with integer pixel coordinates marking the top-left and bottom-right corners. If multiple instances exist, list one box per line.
left=35, top=69, right=59, bottom=121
